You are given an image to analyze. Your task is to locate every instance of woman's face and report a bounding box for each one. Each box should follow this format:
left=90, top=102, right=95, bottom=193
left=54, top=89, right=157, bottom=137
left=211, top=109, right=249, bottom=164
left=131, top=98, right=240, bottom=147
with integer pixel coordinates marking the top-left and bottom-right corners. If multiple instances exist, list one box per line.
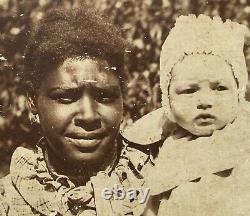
left=35, top=58, right=123, bottom=167
left=169, top=55, right=238, bottom=136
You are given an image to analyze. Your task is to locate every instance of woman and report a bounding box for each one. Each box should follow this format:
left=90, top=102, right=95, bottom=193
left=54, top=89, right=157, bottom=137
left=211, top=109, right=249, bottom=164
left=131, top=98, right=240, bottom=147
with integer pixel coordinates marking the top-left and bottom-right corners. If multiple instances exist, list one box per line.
left=0, top=6, right=151, bottom=216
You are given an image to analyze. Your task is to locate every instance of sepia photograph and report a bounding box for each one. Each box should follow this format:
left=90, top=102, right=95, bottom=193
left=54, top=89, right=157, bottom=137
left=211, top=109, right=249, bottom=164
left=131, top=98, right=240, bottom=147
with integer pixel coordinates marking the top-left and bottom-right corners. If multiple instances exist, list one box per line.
left=0, top=0, right=250, bottom=215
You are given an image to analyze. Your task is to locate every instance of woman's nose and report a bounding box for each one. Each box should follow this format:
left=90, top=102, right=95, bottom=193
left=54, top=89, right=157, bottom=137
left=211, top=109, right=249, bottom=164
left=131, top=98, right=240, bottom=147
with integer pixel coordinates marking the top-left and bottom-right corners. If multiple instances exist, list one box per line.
left=74, top=94, right=101, bottom=131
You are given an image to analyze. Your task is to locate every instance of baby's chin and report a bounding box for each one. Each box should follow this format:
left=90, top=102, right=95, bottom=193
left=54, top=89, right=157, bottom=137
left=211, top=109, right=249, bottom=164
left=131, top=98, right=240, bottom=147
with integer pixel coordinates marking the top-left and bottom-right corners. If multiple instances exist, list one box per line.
left=189, top=125, right=218, bottom=137
left=193, top=130, right=214, bottom=137
left=189, top=124, right=227, bottom=137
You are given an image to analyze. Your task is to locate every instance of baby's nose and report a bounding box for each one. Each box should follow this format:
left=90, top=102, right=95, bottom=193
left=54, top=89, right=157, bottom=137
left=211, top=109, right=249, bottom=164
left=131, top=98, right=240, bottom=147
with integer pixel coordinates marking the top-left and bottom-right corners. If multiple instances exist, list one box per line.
left=196, top=93, right=213, bottom=110
left=197, top=103, right=212, bottom=110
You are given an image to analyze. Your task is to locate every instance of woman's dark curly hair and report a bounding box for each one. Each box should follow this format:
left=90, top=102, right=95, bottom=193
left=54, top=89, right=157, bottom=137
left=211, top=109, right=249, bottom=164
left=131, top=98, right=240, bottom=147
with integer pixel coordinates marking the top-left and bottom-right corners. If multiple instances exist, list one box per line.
left=23, top=6, right=128, bottom=95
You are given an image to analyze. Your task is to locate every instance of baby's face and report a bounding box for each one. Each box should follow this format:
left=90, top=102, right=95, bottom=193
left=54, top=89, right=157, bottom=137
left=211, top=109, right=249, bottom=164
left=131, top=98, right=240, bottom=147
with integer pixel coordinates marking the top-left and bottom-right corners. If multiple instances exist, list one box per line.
left=169, top=55, right=238, bottom=136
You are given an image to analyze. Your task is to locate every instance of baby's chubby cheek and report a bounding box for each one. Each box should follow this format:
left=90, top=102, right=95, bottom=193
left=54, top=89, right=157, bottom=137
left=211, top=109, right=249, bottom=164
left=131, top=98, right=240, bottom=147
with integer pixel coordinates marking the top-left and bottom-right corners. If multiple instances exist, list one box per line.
left=170, top=99, right=196, bottom=123
left=213, top=96, right=238, bottom=123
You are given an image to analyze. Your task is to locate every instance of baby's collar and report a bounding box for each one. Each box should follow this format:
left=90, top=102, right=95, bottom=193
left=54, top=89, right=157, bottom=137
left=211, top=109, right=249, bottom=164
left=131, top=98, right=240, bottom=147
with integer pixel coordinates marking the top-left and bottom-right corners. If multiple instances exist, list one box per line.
left=121, top=108, right=166, bottom=145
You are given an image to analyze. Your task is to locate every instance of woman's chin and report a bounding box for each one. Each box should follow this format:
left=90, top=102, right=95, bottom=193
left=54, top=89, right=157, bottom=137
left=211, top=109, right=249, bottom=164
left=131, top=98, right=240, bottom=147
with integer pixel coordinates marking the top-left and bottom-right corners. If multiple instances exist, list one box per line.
left=66, top=149, right=109, bottom=167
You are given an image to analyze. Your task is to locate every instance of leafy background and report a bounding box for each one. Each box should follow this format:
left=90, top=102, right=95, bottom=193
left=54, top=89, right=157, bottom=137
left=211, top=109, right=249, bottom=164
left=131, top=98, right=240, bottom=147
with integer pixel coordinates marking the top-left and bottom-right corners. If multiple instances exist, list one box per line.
left=0, top=0, right=249, bottom=176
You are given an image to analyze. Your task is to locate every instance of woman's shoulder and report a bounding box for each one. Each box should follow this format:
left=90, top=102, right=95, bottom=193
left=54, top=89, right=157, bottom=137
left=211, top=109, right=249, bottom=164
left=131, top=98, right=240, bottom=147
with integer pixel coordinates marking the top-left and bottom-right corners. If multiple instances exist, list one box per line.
left=0, top=175, right=10, bottom=215
left=0, top=174, right=24, bottom=215
left=0, top=147, right=42, bottom=215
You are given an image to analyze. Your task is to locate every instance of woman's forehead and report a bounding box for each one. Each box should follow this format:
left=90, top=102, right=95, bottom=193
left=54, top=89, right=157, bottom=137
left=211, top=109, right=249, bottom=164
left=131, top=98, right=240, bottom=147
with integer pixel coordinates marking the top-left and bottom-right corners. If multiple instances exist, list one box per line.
left=41, top=57, right=120, bottom=89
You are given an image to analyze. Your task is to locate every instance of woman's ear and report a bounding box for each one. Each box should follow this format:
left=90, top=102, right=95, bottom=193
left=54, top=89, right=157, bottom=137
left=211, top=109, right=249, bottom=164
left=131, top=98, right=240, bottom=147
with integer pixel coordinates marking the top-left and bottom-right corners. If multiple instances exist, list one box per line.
left=27, top=94, right=40, bottom=124
left=25, top=82, right=38, bottom=114
left=27, top=93, right=37, bottom=114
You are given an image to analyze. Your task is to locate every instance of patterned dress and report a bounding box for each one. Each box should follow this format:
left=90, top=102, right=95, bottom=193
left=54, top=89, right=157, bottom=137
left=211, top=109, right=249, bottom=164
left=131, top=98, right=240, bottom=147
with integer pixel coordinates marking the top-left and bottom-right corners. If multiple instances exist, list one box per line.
left=0, top=134, right=154, bottom=216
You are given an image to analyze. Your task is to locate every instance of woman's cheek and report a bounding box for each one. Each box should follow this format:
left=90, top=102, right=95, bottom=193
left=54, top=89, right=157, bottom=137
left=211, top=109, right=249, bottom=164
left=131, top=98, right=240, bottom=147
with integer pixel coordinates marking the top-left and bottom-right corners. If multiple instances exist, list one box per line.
left=99, top=102, right=123, bottom=129
left=38, top=102, right=75, bottom=133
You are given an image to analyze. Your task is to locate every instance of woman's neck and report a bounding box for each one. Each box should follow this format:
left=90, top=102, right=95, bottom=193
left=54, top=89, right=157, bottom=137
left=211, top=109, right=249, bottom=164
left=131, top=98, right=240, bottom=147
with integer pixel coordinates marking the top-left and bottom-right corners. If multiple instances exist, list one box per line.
left=42, top=142, right=117, bottom=186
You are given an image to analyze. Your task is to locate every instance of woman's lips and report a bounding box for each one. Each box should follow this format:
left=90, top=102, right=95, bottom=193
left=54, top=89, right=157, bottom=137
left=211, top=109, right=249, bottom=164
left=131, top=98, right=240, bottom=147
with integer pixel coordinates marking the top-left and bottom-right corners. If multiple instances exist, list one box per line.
left=64, top=132, right=106, bottom=149
left=65, top=131, right=106, bottom=139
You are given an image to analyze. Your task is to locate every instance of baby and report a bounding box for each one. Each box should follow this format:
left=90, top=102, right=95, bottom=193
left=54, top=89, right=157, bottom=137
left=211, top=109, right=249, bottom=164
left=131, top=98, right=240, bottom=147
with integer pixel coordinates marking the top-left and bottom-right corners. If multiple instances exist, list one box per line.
left=144, top=15, right=250, bottom=215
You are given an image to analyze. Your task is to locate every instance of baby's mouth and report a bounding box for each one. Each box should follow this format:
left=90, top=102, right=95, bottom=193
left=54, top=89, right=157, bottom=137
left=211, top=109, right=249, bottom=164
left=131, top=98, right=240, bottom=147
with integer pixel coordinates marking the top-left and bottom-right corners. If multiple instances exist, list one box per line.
left=195, top=114, right=216, bottom=126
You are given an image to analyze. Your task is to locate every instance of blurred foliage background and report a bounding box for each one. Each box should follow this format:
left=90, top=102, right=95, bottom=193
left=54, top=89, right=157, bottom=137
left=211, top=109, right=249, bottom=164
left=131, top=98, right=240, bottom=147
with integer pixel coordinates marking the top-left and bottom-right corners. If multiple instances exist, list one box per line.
left=0, top=0, right=249, bottom=176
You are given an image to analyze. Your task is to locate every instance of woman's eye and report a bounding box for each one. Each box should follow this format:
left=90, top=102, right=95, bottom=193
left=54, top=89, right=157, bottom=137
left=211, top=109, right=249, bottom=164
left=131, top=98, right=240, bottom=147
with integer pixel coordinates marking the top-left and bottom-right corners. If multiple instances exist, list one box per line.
left=53, top=92, right=79, bottom=104
left=95, top=91, right=119, bottom=103
left=57, top=96, right=75, bottom=104
left=215, top=85, right=228, bottom=91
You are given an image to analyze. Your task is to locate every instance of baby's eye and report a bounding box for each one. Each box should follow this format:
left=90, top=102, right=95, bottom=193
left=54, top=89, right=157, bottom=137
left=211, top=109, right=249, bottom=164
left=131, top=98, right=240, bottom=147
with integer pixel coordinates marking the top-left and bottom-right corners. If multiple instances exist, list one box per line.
left=214, top=85, right=228, bottom=91
left=179, top=88, right=197, bottom=95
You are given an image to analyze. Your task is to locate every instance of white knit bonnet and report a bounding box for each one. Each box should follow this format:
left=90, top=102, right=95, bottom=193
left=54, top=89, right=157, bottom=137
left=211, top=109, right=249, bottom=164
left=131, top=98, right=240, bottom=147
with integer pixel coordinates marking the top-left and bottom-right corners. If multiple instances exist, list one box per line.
left=160, top=14, right=248, bottom=112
